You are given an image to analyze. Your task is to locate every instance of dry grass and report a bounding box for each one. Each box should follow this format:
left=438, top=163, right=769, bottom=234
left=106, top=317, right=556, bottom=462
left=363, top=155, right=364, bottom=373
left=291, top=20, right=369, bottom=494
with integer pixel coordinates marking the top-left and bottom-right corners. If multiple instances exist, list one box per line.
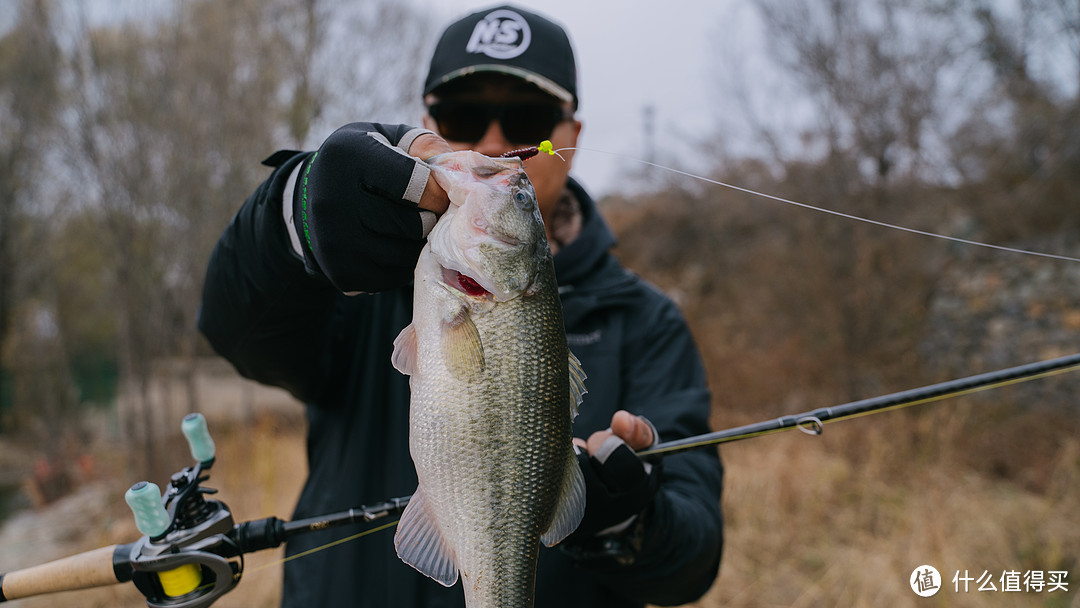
left=686, top=403, right=1080, bottom=608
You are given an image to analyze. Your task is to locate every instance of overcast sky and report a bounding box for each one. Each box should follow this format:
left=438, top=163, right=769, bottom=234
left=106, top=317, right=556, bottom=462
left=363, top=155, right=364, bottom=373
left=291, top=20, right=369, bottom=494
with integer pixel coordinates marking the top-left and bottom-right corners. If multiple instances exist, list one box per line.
left=426, top=1, right=763, bottom=197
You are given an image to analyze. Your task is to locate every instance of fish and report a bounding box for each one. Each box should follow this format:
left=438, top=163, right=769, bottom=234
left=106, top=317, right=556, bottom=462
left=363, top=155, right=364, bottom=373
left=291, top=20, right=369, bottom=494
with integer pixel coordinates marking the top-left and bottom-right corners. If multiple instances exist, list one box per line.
left=391, top=150, right=587, bottom=607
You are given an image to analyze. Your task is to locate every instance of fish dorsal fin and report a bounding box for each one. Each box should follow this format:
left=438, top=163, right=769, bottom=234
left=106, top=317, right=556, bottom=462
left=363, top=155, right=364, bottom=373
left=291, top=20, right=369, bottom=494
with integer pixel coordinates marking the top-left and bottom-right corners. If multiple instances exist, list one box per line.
left=443, top=311, right=484, bottom=379
left=568, top=351, right=587, bottom=419
left=540, top=449, right=587, bottom=547
left=394, top=489, right=459, bottom=587
left=391, top=323, right=418, bottom=376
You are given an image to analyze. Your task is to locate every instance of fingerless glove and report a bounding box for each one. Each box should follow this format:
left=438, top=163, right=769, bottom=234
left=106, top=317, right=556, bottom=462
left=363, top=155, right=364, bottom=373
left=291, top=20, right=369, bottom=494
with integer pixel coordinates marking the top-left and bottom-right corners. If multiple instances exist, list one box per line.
left=293, top=123, right=436, bottom=293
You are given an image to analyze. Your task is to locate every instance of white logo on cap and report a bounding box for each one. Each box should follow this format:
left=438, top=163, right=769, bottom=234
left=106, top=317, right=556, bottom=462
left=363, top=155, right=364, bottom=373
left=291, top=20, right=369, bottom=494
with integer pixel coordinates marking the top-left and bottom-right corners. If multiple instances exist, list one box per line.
left=465, top=9, right=531, bottom=60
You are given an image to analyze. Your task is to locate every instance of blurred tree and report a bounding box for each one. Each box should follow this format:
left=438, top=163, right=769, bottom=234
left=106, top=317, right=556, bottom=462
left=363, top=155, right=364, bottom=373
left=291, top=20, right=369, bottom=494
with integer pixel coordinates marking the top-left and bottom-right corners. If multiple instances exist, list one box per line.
left=736, top=0, right=956, bottom=399
left=305, top=1, right=435, bottom=135
left=691, top=0, right=1078, bottom=409
left=63, top=0, right=314, bottom=478
left=0, top=0, right=66, bottom=433
left=752, top=0, right=953, bottom=189
left=52, top=0, right=433, bottom=480
left=947, top=0, right=1080, bottom=240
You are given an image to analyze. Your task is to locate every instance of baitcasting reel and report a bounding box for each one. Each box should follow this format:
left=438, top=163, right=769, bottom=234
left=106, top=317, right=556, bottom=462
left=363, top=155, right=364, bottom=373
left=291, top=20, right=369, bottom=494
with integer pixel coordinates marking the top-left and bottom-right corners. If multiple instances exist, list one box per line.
left=119, top=413, right=242, bottom=608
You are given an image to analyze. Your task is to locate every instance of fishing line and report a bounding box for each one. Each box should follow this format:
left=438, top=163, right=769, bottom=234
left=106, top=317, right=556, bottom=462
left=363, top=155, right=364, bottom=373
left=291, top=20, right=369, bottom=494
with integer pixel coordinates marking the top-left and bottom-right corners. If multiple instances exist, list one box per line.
left=544, top=145, right=1080, bottom=264
left=246, top=520, right=400, bottom=575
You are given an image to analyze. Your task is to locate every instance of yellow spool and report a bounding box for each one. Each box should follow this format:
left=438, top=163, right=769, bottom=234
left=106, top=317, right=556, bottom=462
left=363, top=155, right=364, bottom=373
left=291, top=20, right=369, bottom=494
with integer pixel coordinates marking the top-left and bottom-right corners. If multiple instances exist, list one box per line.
left=158, top=563, right=202, bottom=597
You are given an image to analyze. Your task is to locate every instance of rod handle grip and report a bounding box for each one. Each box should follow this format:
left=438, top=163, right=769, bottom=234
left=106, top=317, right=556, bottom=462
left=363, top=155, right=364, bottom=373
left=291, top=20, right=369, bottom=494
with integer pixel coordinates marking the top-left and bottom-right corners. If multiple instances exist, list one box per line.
left=0, top=544, right=123, bottom=601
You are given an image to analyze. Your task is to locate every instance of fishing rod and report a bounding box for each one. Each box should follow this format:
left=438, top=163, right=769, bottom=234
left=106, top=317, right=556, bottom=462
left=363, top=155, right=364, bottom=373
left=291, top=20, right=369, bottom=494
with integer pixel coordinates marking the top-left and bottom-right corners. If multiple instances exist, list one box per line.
left=2, top=353, right=1078, bottom=605
left=639, top=351, right=1080, bottom=458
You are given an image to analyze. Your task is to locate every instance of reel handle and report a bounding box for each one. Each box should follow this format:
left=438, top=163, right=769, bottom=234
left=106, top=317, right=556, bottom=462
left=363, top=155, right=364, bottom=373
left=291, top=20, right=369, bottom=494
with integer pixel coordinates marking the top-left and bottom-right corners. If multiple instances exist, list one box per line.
left=126, top=481, right=171, bottom=538
left=181, top=413, right=216, bottom=464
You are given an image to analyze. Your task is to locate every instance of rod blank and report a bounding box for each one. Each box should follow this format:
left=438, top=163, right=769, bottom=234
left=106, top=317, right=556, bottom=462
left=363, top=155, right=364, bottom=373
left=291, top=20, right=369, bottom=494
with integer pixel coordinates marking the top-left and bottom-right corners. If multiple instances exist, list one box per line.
left=639, top=353, right=1080, bottom=458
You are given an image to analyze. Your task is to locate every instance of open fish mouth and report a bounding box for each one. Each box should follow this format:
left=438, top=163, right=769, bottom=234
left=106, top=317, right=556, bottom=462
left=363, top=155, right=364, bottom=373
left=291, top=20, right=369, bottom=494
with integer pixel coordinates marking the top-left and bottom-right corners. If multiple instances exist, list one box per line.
left=441, top=266, right=493, bottom=299
left=439, top=263, right=536, bottom=302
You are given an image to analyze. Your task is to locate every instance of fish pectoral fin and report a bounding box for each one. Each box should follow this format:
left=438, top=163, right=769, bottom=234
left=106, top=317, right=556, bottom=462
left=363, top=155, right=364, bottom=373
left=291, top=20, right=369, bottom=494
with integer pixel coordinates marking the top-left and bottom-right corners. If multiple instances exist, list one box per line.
left=442, top=311, right=485, bottom=378
left=394, top=488, right=459, bottom=587
left=540, top=449, right=587, bottom=547
left=568, top=350, right=587, bottom=419
left=391, top=323, right=418, bottom=376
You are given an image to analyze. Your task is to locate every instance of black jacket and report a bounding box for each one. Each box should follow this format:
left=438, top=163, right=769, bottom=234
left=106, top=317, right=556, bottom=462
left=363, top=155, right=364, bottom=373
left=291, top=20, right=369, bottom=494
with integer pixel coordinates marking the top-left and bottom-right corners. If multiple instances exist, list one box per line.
left=198, top=148, right=724, bottom=607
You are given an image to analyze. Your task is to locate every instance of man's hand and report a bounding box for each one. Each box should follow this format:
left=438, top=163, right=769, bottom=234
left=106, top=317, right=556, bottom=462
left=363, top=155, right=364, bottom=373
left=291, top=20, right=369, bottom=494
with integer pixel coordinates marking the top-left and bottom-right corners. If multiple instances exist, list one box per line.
left=567, top=411, right=661, bottom=545
left=293, top=124, right=455, bottom=293
left=408, top=133, right=452, bottom=216
left=573, top=410, right=655, bottom=454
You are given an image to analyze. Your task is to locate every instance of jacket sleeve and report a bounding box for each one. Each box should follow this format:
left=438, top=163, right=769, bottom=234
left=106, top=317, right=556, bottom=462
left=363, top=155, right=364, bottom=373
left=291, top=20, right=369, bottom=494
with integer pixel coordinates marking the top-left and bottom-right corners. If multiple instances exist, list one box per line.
left=588, top=292, right=724, bottom=605
left=197, top=149, right=340, bottom=403
left=198, top=123, right=430, bottom=403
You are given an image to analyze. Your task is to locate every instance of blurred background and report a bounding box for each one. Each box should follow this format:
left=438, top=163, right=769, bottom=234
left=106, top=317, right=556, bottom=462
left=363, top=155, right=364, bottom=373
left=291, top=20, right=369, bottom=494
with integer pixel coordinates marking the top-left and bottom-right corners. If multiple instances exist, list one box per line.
left=0, top=0, right=1077, bottom=606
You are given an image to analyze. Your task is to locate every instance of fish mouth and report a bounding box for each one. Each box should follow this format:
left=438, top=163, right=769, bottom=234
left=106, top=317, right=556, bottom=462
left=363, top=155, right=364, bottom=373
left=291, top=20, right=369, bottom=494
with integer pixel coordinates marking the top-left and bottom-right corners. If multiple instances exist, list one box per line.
left=439, top=264, right=534, bottom=303
left=441, top=266, right=492, bottom=299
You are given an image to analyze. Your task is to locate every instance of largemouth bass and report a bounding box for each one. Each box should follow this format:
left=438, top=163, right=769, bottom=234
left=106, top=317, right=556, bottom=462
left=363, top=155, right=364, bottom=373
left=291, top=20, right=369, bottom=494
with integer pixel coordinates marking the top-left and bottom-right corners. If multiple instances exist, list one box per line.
left=391, top=150, right=587, bottom=607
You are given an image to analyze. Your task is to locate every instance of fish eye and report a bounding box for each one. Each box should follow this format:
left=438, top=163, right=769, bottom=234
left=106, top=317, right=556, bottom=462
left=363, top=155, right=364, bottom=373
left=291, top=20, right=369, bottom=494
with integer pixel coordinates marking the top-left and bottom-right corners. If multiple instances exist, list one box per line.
left=513, top=190, right=534, bottom=210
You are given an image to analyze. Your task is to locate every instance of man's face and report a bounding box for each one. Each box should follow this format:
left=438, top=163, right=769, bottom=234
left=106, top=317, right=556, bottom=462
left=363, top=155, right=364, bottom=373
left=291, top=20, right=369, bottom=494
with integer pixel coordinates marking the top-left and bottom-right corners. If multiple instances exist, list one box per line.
left=423, top=74, right=582, bottom=228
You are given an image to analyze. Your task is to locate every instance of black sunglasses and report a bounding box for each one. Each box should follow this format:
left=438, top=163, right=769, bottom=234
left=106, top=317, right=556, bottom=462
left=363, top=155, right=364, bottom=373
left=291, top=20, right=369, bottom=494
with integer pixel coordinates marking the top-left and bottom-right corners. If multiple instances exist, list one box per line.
left=427, top=101, right=572, bottom=144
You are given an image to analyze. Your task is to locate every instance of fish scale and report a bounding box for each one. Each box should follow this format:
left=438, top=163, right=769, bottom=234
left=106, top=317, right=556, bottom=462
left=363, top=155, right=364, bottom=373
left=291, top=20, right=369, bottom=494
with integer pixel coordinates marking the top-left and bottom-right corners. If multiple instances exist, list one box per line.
left=392, top=151, right=586, bottom=607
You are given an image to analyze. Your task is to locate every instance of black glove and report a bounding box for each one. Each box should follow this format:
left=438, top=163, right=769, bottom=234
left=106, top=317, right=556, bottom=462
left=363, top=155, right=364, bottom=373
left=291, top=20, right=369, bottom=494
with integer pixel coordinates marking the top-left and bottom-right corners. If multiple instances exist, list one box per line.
left=567, top=435, right=662, bottom=544
left=293, top=123, right=435, bottom=293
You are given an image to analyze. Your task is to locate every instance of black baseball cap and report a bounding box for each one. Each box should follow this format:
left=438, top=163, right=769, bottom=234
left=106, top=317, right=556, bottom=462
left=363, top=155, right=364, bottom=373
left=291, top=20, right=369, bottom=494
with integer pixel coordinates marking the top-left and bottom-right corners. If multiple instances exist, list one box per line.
left=424, top=5, right=578, bottom=108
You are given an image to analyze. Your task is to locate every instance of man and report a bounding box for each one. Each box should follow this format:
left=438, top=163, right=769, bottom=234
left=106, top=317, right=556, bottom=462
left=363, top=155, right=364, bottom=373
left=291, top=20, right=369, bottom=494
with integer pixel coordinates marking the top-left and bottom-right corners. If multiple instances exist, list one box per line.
left=199, top=5, right=723, bottom=607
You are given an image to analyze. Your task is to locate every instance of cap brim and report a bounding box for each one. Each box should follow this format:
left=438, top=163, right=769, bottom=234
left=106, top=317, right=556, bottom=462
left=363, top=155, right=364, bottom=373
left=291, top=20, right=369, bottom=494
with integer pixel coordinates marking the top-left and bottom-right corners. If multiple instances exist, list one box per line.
left=426, top=65, right=575, bottom=105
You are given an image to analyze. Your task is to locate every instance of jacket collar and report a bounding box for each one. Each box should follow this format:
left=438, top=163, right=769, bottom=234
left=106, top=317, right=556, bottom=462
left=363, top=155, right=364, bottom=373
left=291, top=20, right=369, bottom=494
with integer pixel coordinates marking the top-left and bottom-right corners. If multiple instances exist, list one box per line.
left=553, top=178, right=617, bottom=287
left=552, top=179, right=642, bottom=327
